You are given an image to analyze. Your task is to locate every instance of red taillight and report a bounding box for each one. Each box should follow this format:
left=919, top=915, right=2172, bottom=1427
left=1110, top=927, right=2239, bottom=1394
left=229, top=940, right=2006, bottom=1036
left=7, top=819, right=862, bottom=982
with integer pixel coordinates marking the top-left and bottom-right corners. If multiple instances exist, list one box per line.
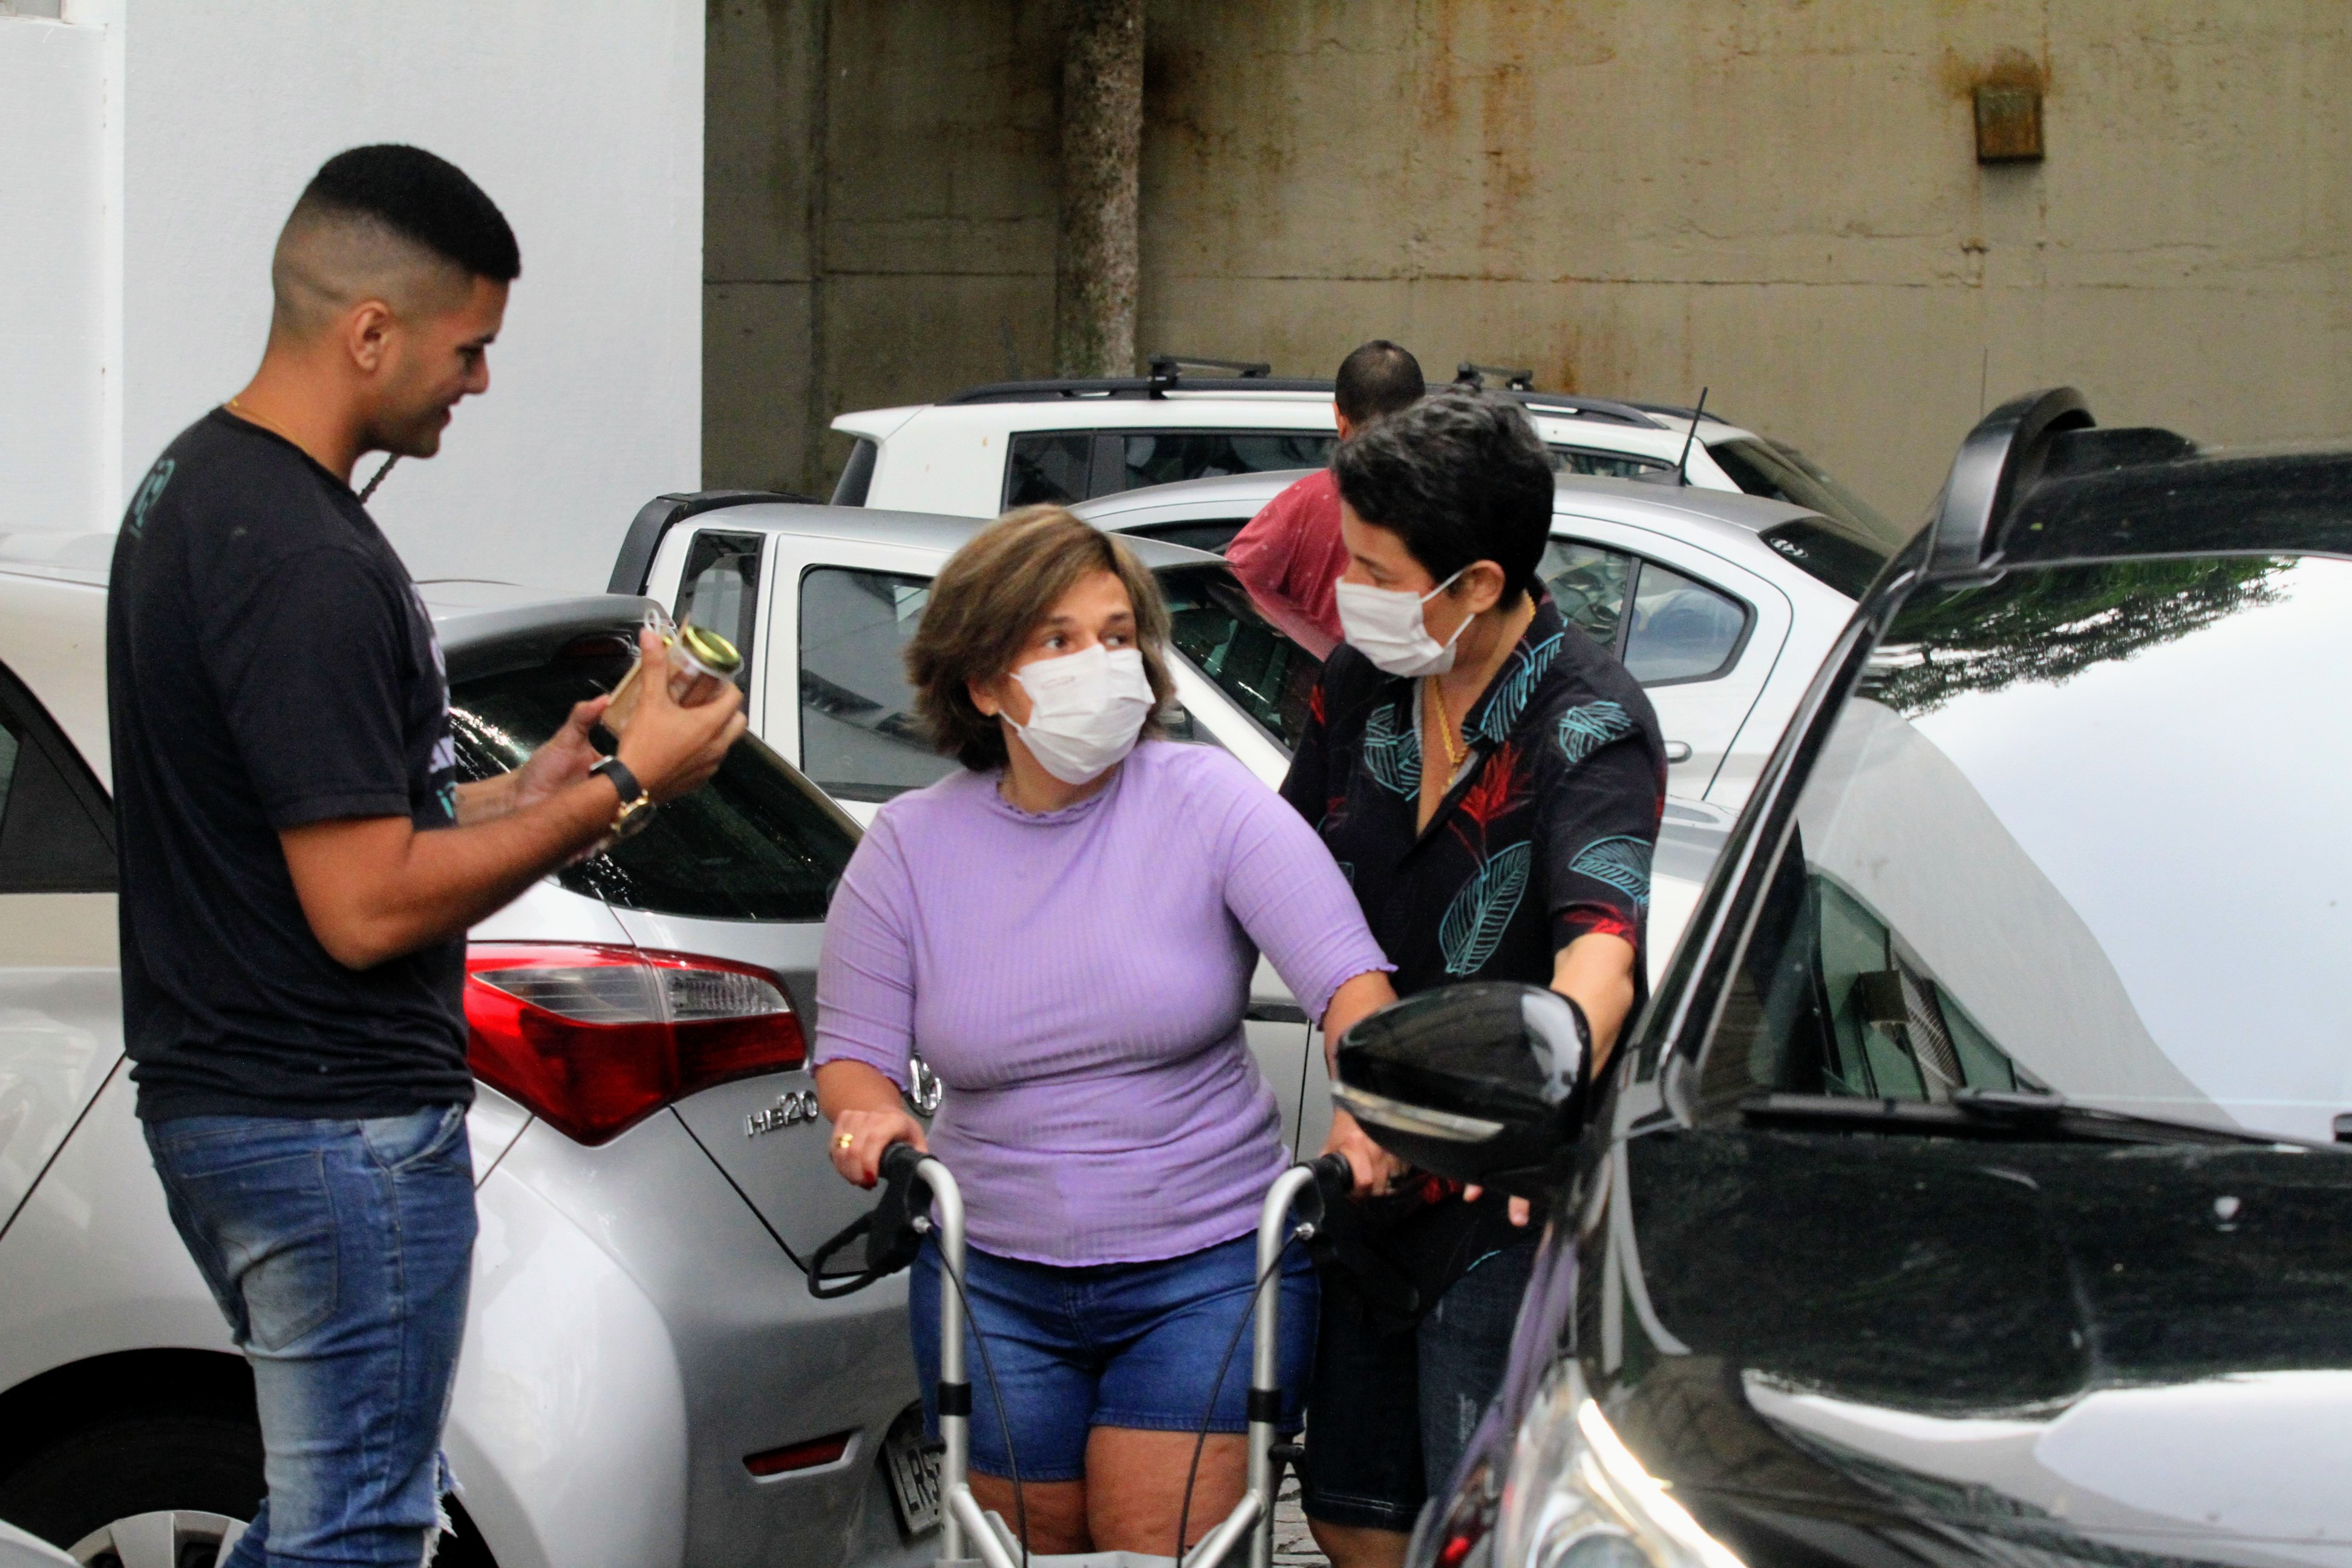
left=465, top=942, right=806, bottom=1145
left=743, top=1431, right=853, bottom=1477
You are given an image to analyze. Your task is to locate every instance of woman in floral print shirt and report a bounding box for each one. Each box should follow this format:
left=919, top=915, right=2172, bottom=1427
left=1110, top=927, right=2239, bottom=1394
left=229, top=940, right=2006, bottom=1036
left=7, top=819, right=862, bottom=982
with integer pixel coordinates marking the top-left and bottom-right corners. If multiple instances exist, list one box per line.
left=1281, top=391, right=1667, bottom=1568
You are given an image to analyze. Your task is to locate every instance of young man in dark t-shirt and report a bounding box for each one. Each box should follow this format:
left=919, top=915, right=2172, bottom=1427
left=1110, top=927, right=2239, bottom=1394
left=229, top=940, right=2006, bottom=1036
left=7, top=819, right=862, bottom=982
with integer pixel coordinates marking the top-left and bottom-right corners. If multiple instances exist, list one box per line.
left=109, top=146, right=745, bottom=1568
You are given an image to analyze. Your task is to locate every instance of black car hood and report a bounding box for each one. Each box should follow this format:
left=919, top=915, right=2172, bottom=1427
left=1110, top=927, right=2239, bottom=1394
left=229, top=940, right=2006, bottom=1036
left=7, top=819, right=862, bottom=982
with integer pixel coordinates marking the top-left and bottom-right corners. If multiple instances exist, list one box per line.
left=1569, top=1123, right=2352, bottom=1568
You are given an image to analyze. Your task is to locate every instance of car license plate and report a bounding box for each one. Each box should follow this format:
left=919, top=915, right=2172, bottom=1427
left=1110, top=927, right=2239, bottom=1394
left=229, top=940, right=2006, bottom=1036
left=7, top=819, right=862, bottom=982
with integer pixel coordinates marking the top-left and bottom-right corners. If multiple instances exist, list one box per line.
left=885, top=1421, right=942, bottom=1537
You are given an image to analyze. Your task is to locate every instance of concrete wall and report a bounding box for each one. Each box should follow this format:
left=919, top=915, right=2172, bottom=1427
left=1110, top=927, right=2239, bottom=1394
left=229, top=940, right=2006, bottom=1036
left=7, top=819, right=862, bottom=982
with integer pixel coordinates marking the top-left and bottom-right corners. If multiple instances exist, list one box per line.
left=707, top=0, right=2352, bottom=519
left=8, top=1, right=703, bottom=594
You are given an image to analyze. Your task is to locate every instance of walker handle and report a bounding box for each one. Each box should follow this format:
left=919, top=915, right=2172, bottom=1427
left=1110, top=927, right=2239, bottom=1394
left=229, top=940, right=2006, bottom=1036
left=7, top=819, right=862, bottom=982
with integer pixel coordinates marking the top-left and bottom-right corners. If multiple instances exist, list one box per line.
left=878, top=1141, right=926, bottom=1185
left=804, top=1140, right=932, bottom=1298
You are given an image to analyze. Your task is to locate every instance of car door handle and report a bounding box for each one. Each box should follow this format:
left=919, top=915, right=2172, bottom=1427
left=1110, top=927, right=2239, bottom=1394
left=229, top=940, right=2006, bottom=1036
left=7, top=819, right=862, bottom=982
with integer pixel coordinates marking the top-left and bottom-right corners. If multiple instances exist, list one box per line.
left=1664, top=741, right=1693, bottom=763
left=1246, top=1002, right=1309, bottom=1025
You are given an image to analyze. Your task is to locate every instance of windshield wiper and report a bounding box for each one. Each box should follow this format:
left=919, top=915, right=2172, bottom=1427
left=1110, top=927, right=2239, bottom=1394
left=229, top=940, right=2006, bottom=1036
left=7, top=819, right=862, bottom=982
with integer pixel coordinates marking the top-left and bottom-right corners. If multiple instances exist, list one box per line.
left=1740, top=1089, right=2320, bottom=1150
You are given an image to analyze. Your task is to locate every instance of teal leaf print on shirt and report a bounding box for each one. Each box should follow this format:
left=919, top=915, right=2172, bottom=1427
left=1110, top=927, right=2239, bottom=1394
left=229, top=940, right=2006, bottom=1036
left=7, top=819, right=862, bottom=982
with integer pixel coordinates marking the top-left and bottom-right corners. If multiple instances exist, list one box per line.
left=1438, top=839, right=1532, bottom=975
left=1473, top=633, right=1564, bottom=745
left=1362, top=698, right=1422, bottom=797
left=1570, top=834, right=1652, bottom=909
left=1556, top=701, right=1634, bottom=767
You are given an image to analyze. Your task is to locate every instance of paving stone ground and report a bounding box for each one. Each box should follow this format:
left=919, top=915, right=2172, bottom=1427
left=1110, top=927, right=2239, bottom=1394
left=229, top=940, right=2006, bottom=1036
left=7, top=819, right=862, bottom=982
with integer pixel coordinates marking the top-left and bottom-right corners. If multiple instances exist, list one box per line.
left=1271, top=1474, right=1327, bottom=1568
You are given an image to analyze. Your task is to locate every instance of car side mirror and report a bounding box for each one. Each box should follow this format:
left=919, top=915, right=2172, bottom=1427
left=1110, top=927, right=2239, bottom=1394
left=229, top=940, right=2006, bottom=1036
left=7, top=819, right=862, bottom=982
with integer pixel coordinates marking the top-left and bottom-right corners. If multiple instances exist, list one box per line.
left=1331, top=982, right=1588, bottom=1196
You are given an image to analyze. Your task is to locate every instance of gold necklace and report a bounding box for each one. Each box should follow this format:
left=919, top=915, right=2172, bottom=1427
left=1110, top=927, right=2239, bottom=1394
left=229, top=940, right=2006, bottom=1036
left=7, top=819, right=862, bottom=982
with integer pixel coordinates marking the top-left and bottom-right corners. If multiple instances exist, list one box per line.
left=223, top=396, right=304, bottom=447
left=1426, top=675, right=1467, bottom=771
left=226, top=397, right=399, bottom=502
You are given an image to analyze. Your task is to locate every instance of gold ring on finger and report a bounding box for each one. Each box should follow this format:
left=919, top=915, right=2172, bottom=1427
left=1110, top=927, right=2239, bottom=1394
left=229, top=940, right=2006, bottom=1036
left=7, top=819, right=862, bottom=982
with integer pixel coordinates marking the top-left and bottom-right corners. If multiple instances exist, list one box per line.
left=836, top=1132, right=854, bottom=1149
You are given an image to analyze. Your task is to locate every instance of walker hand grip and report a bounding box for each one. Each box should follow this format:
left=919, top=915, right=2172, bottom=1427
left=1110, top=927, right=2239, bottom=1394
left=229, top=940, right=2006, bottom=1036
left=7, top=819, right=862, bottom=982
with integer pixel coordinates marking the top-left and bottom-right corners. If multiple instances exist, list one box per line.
left=804, top=1144, right=932, bottom=1298
left=878, top=1142, right=926, bottom=1184
left=1307, top=1152, right=1355, bottom=1206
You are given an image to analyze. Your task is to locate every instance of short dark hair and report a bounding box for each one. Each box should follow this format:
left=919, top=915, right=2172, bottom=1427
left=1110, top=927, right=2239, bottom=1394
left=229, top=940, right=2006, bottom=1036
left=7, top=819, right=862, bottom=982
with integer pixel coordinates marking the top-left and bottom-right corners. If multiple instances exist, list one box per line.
left=1333, top=390, right=1554, bottom=608
left=296, top=145, right=520, bottom=283
left=1333, top=340, right=1425, bottom=428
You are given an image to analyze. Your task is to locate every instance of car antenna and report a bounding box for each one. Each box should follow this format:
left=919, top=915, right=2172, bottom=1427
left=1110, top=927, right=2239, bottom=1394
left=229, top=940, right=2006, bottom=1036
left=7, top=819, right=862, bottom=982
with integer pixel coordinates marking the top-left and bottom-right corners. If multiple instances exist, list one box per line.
left=1674, top=387, right=1710, bottom=486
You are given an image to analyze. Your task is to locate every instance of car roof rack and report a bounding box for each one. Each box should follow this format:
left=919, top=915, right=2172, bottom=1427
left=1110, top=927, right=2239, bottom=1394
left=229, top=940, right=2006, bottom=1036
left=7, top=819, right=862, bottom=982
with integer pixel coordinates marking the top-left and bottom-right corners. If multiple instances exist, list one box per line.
left=1148, top=353, right=1273, bottom=380
left=1454, top=362, right=1537, bottom=392
left=936, top=373, right=1668, bottom=430
left=940, top=373, right=1328, bottom=404
left=608, top=489, right=812, bottom=596
left=1926, top=387, right=2096, bottom=578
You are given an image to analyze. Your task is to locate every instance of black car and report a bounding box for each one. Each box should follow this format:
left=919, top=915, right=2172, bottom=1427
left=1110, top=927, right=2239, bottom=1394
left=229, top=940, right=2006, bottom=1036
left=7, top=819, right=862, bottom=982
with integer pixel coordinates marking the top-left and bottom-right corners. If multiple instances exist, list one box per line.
left=1336, top=389, right=2352, bottom=1568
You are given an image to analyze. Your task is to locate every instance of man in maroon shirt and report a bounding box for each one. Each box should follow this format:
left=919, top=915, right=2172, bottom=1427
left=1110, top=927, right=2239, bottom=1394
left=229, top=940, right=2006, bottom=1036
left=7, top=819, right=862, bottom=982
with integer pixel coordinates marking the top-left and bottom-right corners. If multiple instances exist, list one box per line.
left=1226, top=341, right=1426, bottom=656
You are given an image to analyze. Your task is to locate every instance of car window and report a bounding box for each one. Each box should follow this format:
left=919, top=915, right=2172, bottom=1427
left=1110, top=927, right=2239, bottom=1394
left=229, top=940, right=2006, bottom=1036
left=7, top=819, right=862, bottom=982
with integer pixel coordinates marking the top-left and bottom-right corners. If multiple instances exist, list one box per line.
left=799, top=567, right=959, bottom=804
left=1708, top=437, right=1909, bottom=561
left=1114, top=431, right=1334, bottom=495
left=1121, top=520, right=1250, bottom=556
left=831, top=437, right=878, bottom=506
left=451, top=646, right=855, bottom=921
left=1622, top=561, right=1749, bottom=682
left=1759, top=517, right=1891, bottom=600
left=1549, top=446, right=1676, bottom=485
left=673, top=529, right=763, bottom=690
left=1540, top=540, right=1635, bottom=650
left=1006, top=433, right=1096, bottom=508
left=0, top=668, right=116, bottom=895
left=1157, top=564, right=1323, bottom=750
left=1007, top=430, right=1336, bottom=510
left=1696, top=554, right=2345, bottom=1143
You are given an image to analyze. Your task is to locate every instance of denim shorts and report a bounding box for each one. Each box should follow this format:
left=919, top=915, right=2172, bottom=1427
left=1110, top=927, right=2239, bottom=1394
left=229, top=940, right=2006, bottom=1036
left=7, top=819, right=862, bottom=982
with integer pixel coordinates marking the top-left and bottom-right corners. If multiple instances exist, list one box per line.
left=910, top=1232, right=1318, bottom=1483
left=145, top=1105, right=476, bottom=1568
left=1300, top=1241, right=1537, bottom=1534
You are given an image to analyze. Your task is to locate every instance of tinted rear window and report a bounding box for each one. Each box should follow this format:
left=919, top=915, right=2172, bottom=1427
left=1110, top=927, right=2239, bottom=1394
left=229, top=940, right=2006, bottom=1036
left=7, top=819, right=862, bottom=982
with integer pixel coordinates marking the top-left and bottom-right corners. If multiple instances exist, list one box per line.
left=1550, top=446, right=1676, bottom=484
left=1116, top=431, right=1333, bottom=494
left=1007, top=430, right=1335, bottom=509
left=1758, top=517, right=1892, bottom=600
left=450, top=648, right=855, bottom=922
left=1709, top=437, right=1912, bottom=595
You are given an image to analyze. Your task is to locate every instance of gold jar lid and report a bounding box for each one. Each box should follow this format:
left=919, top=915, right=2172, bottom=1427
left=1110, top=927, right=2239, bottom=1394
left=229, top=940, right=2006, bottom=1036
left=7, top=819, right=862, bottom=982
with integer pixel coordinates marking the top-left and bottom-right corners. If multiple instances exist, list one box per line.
left=676, top=622, right=743, bottom=673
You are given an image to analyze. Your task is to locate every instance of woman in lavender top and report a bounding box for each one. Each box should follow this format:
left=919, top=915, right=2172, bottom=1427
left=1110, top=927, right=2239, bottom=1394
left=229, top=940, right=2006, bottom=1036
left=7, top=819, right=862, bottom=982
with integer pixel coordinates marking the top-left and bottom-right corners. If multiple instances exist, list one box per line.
left=813, top=508, right=1395, bottom=1555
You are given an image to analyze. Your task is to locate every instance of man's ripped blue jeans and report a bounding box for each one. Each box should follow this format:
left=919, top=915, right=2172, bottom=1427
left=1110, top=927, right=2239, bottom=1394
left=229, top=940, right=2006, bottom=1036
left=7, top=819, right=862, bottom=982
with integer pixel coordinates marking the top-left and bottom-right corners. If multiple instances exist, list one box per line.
left=145, top=1105, right=475, bottom=1568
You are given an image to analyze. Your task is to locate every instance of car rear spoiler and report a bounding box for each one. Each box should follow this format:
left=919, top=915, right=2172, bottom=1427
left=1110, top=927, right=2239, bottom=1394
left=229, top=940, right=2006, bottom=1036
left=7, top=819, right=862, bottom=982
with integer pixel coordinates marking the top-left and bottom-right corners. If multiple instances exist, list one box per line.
left=608, top=490, right=810, bottom=596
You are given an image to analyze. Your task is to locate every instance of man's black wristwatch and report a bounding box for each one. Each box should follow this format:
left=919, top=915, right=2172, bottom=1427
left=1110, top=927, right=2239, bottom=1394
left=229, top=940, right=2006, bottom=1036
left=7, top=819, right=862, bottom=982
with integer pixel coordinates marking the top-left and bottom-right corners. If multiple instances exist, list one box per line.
left=590, top=757, right=654, bottom=834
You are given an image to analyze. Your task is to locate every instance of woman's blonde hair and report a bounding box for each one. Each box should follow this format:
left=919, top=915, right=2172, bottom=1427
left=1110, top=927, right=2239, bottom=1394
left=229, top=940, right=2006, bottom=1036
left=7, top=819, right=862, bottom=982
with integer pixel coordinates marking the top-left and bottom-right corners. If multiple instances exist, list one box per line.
left=906, top=505, right=1176, bottom=772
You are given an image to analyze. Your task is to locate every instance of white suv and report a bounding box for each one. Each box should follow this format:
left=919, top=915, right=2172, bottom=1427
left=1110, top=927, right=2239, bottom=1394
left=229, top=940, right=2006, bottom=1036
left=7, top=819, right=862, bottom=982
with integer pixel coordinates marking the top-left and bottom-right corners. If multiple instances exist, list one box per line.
left=827, top=362, right=1894, bottom=547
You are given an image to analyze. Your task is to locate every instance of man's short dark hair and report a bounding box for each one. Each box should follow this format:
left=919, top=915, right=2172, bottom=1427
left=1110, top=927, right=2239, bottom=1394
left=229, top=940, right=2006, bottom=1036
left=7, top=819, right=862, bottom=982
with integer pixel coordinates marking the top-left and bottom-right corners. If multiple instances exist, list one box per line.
left=1333, top=340, right=1425, bottom=428
left=296, top=145, right=520, bottom=283
left=1333, top=390, right=1554, bottom=608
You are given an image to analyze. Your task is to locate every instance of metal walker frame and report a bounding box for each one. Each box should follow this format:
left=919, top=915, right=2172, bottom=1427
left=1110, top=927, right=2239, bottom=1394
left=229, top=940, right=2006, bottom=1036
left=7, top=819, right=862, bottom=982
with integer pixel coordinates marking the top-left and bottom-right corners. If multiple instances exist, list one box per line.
left=907, top=1151, right=1331, bottom=1568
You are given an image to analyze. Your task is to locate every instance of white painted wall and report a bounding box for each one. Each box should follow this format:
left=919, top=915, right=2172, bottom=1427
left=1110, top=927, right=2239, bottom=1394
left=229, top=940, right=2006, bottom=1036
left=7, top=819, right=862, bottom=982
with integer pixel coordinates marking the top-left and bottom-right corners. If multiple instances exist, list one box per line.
left=0, top=18, right=105, bottom=536
left=10, top=1, right=703, bottom=593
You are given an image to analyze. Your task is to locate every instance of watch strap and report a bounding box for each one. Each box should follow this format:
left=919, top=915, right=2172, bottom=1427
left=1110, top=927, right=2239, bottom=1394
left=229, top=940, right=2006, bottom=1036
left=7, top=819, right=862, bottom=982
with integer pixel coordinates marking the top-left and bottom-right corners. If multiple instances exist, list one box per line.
left=590, top=756, right=644, bottom=806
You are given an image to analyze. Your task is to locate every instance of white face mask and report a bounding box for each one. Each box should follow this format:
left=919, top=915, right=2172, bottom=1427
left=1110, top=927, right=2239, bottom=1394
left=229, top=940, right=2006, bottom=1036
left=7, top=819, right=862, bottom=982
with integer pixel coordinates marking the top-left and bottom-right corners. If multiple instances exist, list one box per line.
left=1007, top=644, right=1155, bottom=785
left=1333, top=568, right=1470, bottom=676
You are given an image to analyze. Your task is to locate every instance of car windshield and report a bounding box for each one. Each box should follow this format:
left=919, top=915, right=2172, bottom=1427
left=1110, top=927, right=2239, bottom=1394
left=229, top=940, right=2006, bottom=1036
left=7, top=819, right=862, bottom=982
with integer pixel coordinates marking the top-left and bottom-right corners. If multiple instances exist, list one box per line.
left=1700, top=554, right=2351, bottom=1144
left=1708, top=437, right=1914, bottom=596
left=451, top=644, right=857, bottom=921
